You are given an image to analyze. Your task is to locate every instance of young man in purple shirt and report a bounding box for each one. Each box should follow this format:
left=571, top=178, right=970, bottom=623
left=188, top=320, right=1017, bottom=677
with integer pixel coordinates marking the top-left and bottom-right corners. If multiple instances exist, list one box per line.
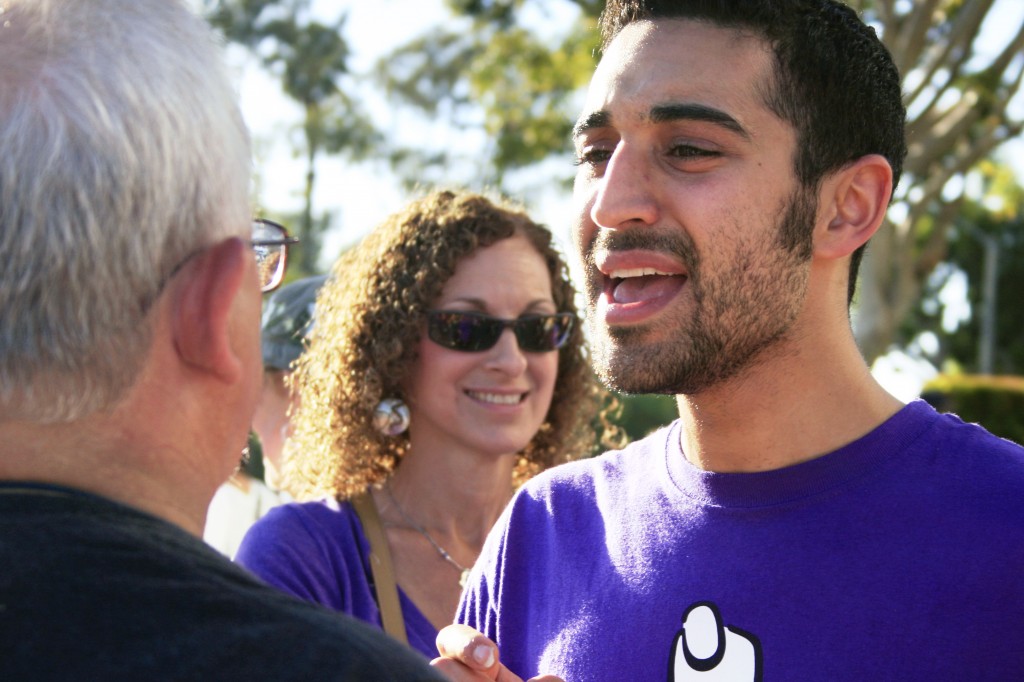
left=433, top=1, right=1024, bottom=680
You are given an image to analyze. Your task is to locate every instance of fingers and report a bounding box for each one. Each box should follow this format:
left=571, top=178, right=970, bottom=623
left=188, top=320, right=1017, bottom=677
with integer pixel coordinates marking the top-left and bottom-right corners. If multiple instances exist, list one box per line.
left=430, top=656, right=562, bottom=682
left=430, top=654, right=529, bottom=682
left=432, top=625, right=563, bottom=682
left=430, top=657, right=496, bottom=682
left=435, top=624, right=499, bottom=671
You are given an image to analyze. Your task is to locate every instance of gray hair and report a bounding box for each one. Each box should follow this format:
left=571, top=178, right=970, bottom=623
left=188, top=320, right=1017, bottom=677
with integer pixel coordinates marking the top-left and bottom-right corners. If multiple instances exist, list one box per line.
left=0, top=0, right=252, bottom=421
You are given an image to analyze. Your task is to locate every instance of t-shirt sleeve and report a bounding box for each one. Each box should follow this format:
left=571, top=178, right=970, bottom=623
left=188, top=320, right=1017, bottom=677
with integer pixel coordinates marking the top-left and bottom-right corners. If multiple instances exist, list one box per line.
left=235, top=503, right=351, bottom=611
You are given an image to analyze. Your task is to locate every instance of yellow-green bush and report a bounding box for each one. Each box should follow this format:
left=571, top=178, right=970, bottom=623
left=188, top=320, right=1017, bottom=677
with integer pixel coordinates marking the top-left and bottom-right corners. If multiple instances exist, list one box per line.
left=921, top=374, right=1024, bottom=446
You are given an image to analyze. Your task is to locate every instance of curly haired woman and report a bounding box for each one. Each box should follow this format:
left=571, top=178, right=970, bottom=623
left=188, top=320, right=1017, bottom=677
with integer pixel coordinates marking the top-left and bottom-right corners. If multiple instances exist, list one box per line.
left=237, top=188, right=620, bottom=659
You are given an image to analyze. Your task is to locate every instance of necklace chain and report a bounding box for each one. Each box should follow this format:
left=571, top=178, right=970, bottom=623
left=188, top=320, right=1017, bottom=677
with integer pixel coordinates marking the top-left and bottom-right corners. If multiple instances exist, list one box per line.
left=384, top=482, right=472, bottom=588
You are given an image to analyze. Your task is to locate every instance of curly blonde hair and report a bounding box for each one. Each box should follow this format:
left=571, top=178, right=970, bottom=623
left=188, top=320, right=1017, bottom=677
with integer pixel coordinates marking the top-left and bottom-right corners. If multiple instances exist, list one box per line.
left=284, top=188, right=620, bottom=500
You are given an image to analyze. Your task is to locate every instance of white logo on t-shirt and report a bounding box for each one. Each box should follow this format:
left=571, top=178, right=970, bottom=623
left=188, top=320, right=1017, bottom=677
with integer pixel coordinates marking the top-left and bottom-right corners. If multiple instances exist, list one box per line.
left=669, top=602, right=762, bottom=681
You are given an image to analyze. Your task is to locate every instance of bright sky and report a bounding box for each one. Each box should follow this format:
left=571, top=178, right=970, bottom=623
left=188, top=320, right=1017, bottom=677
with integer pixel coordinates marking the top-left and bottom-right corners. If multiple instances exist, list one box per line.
left=228, top=0, right=1024, bottom=401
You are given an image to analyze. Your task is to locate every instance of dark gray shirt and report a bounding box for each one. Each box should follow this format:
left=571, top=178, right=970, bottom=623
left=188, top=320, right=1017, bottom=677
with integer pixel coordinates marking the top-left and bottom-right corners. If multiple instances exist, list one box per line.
left=0, top=483, right=444, bottom=681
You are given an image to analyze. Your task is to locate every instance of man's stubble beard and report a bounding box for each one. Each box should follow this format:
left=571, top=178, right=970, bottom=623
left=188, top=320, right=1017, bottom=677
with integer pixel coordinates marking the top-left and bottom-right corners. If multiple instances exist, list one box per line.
left=585, top=187, right=816, bottom=396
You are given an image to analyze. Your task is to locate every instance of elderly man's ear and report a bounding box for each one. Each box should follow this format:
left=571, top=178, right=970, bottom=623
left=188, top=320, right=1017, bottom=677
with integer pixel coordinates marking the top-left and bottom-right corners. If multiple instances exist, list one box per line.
left=814, top=154, right=893, bottom=259
left=170, top=237, right=255, bottom=385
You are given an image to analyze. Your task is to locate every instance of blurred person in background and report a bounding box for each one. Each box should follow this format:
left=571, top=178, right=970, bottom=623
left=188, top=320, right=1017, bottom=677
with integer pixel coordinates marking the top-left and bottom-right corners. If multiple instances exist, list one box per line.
left=205, top=275, right=327, bottom=557
left=254, top=274, right=329, bottom=492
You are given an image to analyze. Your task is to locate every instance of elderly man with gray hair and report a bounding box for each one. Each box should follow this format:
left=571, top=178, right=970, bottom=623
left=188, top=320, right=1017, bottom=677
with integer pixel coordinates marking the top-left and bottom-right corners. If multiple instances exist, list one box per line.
left=0, top=1, right=443, bottom=679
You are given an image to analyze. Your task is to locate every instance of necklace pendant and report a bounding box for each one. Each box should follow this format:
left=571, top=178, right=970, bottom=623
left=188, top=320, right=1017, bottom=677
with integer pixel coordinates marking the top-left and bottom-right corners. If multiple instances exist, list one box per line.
left=384, top=482, right=474, bottom=590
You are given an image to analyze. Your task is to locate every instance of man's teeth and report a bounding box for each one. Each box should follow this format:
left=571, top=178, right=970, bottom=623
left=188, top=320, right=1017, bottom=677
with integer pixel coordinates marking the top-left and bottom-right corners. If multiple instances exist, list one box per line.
left=608, top=267, right=673, bottom=278
left=468, top=391, right=522, bottom=405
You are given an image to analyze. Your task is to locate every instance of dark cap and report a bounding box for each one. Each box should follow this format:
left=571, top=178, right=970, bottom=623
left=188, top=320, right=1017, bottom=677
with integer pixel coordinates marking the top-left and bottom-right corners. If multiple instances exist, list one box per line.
left=260, top=275, right=328, bottom=371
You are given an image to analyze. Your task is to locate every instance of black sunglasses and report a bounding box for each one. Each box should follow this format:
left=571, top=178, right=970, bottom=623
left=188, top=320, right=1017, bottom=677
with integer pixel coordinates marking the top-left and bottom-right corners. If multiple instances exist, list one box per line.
left=427, top=310, right=575, bottom=353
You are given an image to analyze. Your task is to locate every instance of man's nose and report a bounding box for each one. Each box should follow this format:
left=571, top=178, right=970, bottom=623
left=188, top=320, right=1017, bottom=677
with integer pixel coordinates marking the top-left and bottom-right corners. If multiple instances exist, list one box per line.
left=589, top=143, right=660, bottom=230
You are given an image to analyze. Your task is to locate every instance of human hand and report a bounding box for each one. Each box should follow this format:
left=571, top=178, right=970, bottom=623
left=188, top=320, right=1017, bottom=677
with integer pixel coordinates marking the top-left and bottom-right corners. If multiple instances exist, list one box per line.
left=431, top=624, right=564, bottom=682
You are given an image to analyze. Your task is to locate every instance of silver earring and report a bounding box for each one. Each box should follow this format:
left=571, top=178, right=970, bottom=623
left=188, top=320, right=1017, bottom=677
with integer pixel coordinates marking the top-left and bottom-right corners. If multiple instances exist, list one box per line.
left=373, top=398, right=410, bottom=436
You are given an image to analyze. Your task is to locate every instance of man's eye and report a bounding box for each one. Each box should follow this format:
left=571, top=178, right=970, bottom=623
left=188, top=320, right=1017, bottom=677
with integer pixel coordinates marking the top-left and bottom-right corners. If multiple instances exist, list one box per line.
left=573, top=148, right=613, bottom=167
left=668, top=144, right=719, bottom=160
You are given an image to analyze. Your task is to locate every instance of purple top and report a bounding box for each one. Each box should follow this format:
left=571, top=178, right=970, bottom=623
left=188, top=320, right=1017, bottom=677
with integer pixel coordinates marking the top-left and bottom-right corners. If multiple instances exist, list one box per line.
left=237, top=497, right=439, bottom=659
left=458, top=400, right=1024, bottom=680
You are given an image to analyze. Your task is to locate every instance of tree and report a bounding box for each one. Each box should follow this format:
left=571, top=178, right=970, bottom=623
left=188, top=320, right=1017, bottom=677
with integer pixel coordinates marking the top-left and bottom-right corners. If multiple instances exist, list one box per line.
left=850, top=0, right=1024, bottom=361
left=378, top=0, right=1024, bottom=362
left=377, top=1, right=599, bottom=188
left=205, top=0, right=382, bottom=274
left=907, top=163, right=1024, bottom=375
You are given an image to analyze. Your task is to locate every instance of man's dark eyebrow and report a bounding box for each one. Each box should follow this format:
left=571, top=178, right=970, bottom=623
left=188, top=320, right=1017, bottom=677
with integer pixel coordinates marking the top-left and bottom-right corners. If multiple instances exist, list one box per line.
left=573, top=104, right=750, bottom=140
left=572, top=110, right=611, bottom=140
left=650, top=103, right=749, bottom=138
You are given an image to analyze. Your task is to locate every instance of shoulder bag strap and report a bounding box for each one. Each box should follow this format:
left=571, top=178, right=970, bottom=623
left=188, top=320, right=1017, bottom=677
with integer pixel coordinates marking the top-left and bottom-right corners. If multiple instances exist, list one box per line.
left=350, top=489, right=408, bottom=644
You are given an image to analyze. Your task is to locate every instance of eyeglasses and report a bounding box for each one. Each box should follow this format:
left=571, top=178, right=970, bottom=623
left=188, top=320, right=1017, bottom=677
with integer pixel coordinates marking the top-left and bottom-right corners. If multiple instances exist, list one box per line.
left=252, top=219, right=299, bottom=293
left=158, top=219, right=299, bottom=299
left=426, top=310, right=575, bottom=353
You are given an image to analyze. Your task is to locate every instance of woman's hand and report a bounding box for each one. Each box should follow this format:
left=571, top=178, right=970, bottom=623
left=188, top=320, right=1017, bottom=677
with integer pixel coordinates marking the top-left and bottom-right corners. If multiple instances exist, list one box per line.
left=431, top=624, right=564, bottom=682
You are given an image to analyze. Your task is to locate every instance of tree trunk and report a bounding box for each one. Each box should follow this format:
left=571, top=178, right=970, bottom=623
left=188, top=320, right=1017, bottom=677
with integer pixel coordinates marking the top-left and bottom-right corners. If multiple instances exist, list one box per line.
left=300, top=108, right=318, bottom=276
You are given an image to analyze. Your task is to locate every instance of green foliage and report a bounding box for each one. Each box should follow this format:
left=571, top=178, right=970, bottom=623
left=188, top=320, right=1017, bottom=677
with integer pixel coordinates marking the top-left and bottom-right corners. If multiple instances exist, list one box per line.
left=276, top=21, right=351, bottom=105
left=471, top=23, right=596, bottom=170
left=921, top=374, right=1024, bottom=445
left=577, top=391, right=675, bottom=456
left=908, top=168, right=1024, bottom=374
left=610, top=394, right=677, bottom=442
left=378, top=1, right=600, bottom=185
left=846, top=0, right=1024, bottom=361
left=445, top=0, right=521, bottom=26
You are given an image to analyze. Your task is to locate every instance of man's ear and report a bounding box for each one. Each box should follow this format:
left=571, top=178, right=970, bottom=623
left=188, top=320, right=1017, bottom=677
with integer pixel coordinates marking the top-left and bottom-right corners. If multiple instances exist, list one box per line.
left=171, top=237, right=253, bottom=384
left=815, top=154, right=893, bottom=259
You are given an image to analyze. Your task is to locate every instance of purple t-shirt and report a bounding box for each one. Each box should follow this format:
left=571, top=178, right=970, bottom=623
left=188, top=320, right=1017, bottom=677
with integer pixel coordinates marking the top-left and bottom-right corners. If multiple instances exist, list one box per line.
left=236, top=497, right=440, bottom=659
left=458, top=400, right=1024, bottom=680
